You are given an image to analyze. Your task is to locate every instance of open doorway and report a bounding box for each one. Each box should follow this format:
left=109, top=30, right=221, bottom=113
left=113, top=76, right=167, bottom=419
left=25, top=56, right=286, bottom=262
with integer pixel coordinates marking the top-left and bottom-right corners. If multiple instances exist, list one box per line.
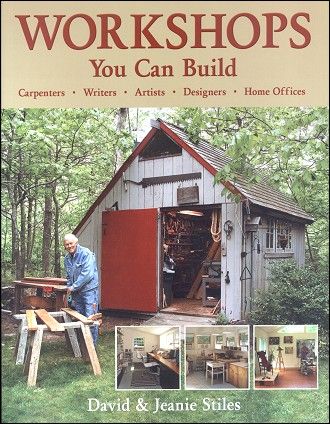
left=161, top=207, right=221, bottom=317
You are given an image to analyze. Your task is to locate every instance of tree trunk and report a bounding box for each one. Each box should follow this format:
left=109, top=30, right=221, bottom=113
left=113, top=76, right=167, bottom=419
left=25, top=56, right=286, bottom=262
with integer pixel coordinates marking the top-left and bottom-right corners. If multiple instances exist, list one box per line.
left=26, top=196, right=33, bottom=270
left=1, top=218, right=9, bottom=280
left=52, top=184, right=61, bottom=277
left=42, top=187, right=53, bottom=276
left=19, top=195, right=27, bottom=278
left=305, top=228, right=315, bottom=267
left=11, top=185, right=21, bottom=279
left=115, top=108, right=128, bottom=172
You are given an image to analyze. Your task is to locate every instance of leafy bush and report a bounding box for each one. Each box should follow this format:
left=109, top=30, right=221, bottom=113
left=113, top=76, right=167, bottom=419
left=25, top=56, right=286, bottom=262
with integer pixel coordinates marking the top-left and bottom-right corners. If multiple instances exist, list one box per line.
left=250, top=260, right=328, bottom=329
left=215, top=310, right=230, bottom=325
left=250, top=260, right=329, bottom=358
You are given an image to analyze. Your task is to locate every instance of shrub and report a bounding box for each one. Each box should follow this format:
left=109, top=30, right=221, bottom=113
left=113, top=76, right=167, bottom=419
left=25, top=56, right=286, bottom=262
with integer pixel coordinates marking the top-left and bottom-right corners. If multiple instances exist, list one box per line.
left=250, top=260, right=329, bottom=330
left=215, top=310, right=230, bottom=325
left=250, top=260, right=329, bottom=358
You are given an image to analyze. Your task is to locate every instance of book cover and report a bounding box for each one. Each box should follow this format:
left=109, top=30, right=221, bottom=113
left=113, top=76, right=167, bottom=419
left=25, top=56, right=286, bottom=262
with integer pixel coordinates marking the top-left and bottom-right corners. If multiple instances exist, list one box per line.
left=1, top=1, right=329, bottom=423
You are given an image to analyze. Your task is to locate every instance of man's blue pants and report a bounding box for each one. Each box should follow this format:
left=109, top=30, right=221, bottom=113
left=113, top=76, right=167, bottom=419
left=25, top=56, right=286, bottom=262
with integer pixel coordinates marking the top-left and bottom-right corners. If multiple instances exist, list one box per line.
left=73, top=287, right=99, bottom=345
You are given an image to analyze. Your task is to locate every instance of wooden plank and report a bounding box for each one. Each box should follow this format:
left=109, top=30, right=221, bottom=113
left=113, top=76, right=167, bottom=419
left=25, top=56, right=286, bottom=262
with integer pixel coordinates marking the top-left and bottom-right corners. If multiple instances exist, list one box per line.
left=211, top=299, right=222, bottom=315
left=195, top=245, right=221, bottom=299
left=63, top=314, right=82, bottom=358
left=80, top=323, right=102, bottom=375
left=14, top=317, right=29, bottom=365
left=27, top=327, right=44, bottom=387
left=23, top=336, right=33, bottom=376
left=26, top=310, right=38, bottom=331
left=76, top=326, right=90, bottom=361
left=23, top=277, right=67, bottom=284
left=88, top=312, right=102, bottom=321
left=15, top=281, right=67, bottom=291
left=186, top=241, right=220, bottom=299
left=61, top=307, right=94, bottom=325
left=34, top=309, right=65, bottom=332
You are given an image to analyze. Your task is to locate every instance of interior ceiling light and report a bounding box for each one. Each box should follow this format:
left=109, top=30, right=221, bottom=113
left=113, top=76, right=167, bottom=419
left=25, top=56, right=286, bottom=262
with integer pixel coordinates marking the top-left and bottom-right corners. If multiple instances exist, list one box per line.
left=178, top=210, right=204, bottom=216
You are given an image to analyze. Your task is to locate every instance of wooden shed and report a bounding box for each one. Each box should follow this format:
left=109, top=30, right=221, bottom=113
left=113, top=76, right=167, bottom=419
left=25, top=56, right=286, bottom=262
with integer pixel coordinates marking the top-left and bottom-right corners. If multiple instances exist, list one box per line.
left=74, top=119, right=313, bottom=320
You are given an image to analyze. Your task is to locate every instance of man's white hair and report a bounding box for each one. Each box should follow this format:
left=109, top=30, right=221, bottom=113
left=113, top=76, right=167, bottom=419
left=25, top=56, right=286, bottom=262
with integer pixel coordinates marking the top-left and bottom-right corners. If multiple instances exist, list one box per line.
left=63, top=233, right=78, bottom=243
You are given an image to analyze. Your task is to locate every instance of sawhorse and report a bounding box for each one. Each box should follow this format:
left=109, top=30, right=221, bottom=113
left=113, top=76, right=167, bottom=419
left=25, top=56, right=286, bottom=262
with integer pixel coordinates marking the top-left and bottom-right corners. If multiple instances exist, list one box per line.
left=13, top=308, right=102, bottom=387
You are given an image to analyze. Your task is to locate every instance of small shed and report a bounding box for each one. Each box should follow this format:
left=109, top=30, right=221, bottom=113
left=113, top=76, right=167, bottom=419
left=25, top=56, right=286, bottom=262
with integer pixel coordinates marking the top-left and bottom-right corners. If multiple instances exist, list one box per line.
left=74, top=119, right=313, bottom=320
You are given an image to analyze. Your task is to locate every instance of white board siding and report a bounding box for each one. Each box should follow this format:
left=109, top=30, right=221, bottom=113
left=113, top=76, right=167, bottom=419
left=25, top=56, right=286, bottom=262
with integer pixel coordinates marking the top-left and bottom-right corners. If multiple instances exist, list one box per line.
left=293, top=224, right=306, bottom=266
left=121, top=172, right=130, bottom=211
left=112, top=179, right=122, bottom=210
left=104, top=184, right=114, bottom=209
left=76, top=218, right=92, bottom=248
left=99, top=154, right=227, bottom=211
left=172, top=154, right=183, bottom=207
left=153, top=158, right=164, bottom=207
left=144, top=160, right=154, bottom=208
left=220, top=201, right=243, bottom=321
left=128, top=159, right=139, bottom=210
left=192, top=158, right=205, bottom=204
left=138, top=160, right=145, bottom=209
left=203, top=168, right=215, bottom=205
left=163, top=157, right=174, bottom=206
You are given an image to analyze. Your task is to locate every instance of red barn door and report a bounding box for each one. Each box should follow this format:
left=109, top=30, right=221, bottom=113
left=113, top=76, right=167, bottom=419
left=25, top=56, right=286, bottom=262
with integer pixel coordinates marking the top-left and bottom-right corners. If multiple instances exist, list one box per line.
left=101, top=209, right=158, bottom=312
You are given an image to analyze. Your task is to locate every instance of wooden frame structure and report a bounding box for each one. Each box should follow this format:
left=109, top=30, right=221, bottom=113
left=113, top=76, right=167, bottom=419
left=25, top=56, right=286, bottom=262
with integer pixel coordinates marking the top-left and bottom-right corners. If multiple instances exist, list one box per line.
left=13, top=308, right=101, bottom=387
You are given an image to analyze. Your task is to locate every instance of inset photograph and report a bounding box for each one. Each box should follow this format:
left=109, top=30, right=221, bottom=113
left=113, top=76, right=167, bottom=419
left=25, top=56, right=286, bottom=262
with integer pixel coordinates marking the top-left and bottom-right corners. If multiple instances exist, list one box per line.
left=185, top=325, right=249, bottom=390
left=254, top=325, right=318, bottom=389
left=116, top=326, right=180, bottom=390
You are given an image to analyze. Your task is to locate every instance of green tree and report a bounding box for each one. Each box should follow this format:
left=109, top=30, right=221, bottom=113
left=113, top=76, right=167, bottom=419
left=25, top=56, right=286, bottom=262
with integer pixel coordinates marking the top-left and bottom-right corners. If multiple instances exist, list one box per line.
left=1, top=108, right=135, bottom=280
left=170, top=107, right=329, bottom=266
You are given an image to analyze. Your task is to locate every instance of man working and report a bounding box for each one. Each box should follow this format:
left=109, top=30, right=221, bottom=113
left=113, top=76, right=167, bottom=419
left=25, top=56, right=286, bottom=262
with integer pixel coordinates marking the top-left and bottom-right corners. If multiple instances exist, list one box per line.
left=63, top=233, right=99, bottom=345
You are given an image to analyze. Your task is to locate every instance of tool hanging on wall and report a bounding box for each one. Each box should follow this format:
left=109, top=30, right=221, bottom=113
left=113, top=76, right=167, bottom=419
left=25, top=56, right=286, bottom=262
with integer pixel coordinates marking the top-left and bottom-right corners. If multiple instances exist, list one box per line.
left=223, top=220, right=234, bottom=239
left=210, top=209, right=221, bottom=242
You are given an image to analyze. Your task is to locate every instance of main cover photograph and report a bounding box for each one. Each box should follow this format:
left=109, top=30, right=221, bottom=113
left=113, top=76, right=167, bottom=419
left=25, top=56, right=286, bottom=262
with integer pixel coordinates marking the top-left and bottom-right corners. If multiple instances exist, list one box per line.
left=2, top=106, right=328, bottom=423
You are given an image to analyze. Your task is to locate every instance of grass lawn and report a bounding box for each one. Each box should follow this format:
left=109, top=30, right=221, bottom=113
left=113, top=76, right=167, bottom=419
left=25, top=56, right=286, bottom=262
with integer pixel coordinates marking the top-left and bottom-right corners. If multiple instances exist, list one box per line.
left=1, top=331, right=329, bottom=423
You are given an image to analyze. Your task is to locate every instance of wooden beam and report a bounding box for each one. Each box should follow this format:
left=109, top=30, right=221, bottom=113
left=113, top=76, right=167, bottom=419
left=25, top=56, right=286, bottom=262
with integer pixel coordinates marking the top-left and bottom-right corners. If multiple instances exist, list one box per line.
left=186, top=241, right=220, bottom=299
left=26, top=310, right=38, bottom=331
left=14, top=316, right=28, bottom=365
left=195, top=245, right=221, bottom=299
left=26, top=327, right=44, bottom=387
left=62, top=314, right=82, bottom=358
left=34, top=309, right=64, bottom=332
left=87, top=312, right=102, bottom=321
left=80, top=324, right=102, bottom=375
left=211, top=299, right=222, bottom=315
left=61, top=307, right=94, bottom=325
left=23, top=276, right=67, bottom=284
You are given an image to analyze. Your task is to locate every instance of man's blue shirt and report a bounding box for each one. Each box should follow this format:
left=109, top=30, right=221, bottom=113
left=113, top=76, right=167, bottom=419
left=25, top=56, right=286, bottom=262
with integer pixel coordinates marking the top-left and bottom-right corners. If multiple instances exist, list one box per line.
left=64, top=244, right=99, bottom=293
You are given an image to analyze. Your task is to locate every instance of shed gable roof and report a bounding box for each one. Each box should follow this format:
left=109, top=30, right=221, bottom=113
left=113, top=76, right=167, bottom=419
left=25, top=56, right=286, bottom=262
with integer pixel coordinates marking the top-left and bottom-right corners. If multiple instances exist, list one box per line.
left=161, top=120, right=313, bottom=223
left=74, top=119, right=313, bottom=233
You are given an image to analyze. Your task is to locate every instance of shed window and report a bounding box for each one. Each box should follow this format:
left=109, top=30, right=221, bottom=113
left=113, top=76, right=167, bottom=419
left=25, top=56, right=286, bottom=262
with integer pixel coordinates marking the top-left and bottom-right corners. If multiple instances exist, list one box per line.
left=266, top=218, right=275, bottom=249
left=276, top=221, right=292, bottom=250
left=266, top=219, right=292, bottom=251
